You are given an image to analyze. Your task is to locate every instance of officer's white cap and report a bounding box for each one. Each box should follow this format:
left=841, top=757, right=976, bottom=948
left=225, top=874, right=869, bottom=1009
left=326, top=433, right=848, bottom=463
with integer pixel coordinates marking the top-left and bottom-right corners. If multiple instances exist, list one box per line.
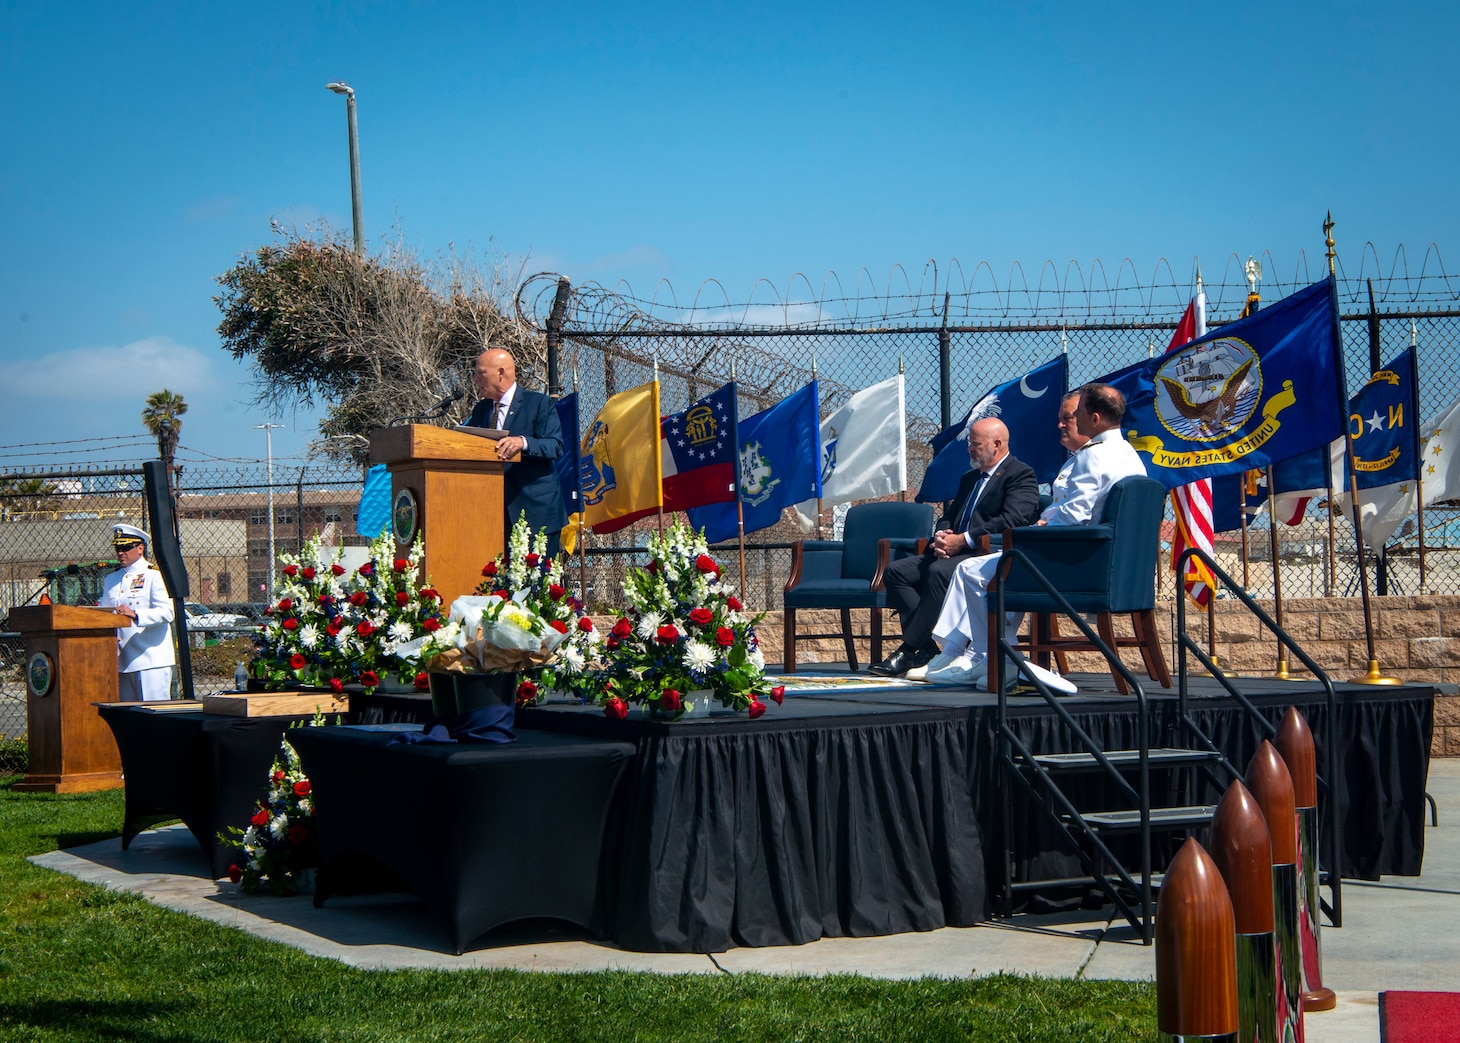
left=111, top=523, right=149, bottom=547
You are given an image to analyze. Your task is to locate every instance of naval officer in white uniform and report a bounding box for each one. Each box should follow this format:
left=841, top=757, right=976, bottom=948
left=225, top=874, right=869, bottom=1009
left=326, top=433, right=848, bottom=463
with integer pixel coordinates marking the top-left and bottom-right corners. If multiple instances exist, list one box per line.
left=98, top=524, right=176, bottom=701
left=924, top=383, right=1148, bottom=688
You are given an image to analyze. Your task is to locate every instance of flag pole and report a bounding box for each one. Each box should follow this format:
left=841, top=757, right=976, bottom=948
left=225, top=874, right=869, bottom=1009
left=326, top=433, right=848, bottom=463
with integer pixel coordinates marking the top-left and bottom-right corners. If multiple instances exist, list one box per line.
left=812, top=353, right=824, bottom=540
left=1324, top=476, right=1337, bottom=596
left=1238, top=476, right=1252, bottom=588
left=731, top=361, right=747, bottom=595
left=1327, top=214, right=1400, bottom=685
left=653, top=357, right=665, bottom=536
left=898, top=353, right=907, bottom=502
left=1412, top=327, right=1428, bottom=593
left=1266, top=465, right=1291, bottom=679
left=572, top=365, right=588, bottom=601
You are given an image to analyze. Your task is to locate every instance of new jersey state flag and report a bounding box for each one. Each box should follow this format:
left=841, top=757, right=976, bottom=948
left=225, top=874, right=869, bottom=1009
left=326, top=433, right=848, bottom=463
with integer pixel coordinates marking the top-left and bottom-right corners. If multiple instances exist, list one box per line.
left=1101, top=278, right=1346, bottom=490
left=579, top=381, right=662, bottom=533
left=592, top=383, right=739, bottom=534
left=688, top=381, right=821, bottom=544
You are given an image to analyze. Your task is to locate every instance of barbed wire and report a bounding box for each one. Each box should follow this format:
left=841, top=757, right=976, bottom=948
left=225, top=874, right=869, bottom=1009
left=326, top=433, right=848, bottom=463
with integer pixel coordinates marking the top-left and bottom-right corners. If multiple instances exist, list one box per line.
left=518, top=242, right=1458, bottom=334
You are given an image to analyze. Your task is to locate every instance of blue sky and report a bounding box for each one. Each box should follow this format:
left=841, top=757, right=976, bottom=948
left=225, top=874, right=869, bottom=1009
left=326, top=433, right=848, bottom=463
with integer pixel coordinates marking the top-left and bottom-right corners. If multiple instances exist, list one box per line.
left=2, top=1, right=1456, bottom=467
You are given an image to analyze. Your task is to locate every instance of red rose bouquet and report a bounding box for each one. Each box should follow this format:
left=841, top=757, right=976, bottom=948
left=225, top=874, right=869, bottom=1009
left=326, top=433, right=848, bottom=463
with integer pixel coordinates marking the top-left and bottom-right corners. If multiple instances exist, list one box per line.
left=255, top=533, right=447, bottom=694
left=224, top=713, right=330, bottom=896
left=598, top=522, right=772, bottom=718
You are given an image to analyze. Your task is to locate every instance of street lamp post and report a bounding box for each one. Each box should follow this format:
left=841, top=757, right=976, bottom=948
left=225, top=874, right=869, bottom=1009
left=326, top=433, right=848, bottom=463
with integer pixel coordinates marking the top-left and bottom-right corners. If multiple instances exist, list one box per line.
left=254, top=424, right=284, bottom=601
left=325, top=81, right=364, bottom=255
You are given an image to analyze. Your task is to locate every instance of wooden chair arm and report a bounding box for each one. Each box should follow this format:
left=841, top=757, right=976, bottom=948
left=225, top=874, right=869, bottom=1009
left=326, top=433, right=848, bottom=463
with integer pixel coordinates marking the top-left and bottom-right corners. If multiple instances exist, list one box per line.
left=783, top=540, right=806, bottom=593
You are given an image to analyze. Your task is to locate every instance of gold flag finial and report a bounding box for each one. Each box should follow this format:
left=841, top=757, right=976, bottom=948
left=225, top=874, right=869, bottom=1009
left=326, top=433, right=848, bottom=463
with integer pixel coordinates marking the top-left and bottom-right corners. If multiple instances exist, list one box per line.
left=1324, top=211, right=1337, bottom=275
left=898, top=353, right=905, bottom=374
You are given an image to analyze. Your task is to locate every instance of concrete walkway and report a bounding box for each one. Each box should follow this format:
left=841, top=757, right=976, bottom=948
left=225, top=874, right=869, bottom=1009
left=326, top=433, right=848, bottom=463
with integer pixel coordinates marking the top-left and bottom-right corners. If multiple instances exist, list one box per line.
left=31, top=760, right=1459, bottom=1042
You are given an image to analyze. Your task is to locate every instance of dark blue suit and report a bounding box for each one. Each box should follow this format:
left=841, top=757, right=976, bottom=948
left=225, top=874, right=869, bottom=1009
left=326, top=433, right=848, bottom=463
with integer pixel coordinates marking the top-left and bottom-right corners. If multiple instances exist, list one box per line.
left=466, top=388, right=569, bottom=550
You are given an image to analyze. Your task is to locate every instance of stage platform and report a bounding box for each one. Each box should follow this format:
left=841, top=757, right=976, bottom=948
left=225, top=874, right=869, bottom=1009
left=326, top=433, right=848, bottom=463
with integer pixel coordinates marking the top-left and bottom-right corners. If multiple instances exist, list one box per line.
left=498, top=670, right=1434, bottom=953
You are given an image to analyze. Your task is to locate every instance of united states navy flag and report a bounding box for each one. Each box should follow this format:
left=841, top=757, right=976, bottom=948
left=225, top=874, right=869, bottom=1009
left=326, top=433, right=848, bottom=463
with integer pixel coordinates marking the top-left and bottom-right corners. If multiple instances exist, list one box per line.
left=1101, top=278, right=1346, bottom=489
left=1348, top=347, right=1420, bottom=490
left=917, top=354, right=1069, bottom=502
left=688, top=382, right=821, bottom=544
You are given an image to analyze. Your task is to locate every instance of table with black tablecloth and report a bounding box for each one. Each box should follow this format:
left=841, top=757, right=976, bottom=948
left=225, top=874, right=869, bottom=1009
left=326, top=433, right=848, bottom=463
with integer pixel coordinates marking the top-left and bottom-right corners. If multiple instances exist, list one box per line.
left=96, top=703, right=315, bottom=879
left=288, top=726, right=636, bottom=954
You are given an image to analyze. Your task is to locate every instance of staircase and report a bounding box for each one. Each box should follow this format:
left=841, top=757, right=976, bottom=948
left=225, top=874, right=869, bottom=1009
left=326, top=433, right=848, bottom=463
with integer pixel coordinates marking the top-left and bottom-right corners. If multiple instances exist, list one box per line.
left=991, top=547, right=1341, bottom=944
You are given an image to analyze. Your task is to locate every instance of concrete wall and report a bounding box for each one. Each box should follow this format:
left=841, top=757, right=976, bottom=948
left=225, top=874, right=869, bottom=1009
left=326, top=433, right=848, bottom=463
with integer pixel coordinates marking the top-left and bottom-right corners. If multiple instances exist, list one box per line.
left=755, top=596, right=1460, bottom=758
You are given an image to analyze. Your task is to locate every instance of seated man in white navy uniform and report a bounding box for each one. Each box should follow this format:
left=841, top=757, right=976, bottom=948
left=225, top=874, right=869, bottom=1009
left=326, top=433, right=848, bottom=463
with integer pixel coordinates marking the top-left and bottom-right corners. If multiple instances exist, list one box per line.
left=923, top=382, right=1147, bottom=690
left=98, top=523, right=176, bottom=701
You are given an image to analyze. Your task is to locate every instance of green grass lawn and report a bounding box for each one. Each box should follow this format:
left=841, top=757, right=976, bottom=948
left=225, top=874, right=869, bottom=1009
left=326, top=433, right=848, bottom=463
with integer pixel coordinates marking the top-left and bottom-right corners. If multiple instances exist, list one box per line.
left=0, top=778, right=1156, bottom=1042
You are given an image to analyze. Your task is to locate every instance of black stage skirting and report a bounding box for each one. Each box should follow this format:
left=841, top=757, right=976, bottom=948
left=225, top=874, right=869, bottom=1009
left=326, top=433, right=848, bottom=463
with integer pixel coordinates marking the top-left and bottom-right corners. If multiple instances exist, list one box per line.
left=98, top=676, right=1433, bottom=954
left=515, top=676, right=1432, bottom=952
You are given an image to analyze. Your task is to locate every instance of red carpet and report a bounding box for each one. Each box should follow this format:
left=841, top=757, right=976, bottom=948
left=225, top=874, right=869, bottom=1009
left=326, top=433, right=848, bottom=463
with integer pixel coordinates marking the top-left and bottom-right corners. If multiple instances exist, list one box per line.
left=1381, top=991, right=1460, bottom=1043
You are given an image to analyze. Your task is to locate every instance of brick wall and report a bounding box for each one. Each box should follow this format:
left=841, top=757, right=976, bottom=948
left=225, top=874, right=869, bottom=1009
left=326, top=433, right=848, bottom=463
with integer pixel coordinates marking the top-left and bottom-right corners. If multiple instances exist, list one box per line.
left=760, top=598, right=1460, bottom=757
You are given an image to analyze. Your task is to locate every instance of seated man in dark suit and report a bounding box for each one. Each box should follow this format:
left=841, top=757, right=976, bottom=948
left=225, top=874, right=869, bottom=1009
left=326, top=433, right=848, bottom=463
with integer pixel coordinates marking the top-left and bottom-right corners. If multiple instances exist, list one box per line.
left=871, top=416, right=1040, bottom=676
left=466, top=348, right=569, bottom=557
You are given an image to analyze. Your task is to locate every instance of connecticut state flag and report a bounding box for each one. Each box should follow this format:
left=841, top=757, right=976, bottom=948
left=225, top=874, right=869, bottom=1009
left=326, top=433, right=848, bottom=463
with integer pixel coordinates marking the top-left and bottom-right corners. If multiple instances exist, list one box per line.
left=1100, top=278, right=1347, bottom=489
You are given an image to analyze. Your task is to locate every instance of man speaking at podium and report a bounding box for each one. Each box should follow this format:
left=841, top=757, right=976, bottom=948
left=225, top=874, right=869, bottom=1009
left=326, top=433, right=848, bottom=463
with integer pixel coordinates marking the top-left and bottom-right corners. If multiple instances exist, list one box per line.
left=467, top=348, right=569, bottom=557
left=98, top=524, right=176, bottom=701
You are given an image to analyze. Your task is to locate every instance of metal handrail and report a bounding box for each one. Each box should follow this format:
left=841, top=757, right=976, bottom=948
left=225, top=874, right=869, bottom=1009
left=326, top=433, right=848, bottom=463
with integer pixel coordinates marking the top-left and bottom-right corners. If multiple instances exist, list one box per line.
left=992, top=546, right=1156, bottom=942
left=1175, top=547, right=1342, bottom=926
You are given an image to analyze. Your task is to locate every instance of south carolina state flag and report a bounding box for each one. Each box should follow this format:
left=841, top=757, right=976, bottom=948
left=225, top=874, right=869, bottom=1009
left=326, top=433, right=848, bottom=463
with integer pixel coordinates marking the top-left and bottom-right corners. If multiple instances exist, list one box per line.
left=1101, top=278, right=1346, bottom=489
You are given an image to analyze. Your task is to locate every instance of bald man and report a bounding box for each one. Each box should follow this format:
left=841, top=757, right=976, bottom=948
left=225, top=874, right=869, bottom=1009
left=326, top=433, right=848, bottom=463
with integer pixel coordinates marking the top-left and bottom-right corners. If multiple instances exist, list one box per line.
left=467, top=348, right=568, bottom=556
left=872, top=416, right=1040, bottom=676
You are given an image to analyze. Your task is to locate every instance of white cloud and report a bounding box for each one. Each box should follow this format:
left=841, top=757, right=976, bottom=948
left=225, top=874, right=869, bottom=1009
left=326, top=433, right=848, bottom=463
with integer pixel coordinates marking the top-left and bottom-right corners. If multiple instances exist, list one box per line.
left=10, top=337, right=221, bottom=401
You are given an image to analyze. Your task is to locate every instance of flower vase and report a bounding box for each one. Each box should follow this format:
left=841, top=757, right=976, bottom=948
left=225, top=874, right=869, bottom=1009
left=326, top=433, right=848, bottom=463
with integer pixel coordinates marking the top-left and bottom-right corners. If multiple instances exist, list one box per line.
left=427, top=673, right=455, bottom=719
left=685, top=689, right=715, bottom=718
left=454, top=672, right=517, bottom=713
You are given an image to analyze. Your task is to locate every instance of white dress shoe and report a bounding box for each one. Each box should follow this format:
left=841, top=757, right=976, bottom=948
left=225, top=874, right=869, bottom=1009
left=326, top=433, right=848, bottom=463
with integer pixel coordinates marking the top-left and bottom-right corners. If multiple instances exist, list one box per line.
left=907, top=651, right=958, bottom=682
left=1021, top=660, right=1078, bottom=695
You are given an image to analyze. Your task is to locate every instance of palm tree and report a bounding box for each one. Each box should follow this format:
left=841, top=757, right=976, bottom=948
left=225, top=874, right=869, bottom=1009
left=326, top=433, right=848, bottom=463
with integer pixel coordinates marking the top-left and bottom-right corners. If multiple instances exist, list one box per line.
left=141, top=389, right=188, bottom=494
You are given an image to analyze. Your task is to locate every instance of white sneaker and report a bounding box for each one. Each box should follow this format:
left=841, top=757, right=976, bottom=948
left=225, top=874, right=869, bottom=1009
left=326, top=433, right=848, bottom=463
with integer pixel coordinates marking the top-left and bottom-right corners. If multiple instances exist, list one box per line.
left=925, top=653, right=989, bottom=686
left=907, top=651, right=958, bottom=682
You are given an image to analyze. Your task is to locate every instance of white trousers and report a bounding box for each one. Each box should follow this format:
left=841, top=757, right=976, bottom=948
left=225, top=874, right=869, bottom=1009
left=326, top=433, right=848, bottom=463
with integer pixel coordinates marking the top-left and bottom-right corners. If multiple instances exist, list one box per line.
left=119, top=667, right=173, bottom=702
left=931, top=553, right=1023, bottom=658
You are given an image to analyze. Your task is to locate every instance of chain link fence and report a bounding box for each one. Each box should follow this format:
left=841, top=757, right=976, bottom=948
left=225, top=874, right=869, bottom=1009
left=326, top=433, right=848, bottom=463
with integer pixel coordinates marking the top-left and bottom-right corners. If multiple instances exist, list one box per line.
left=515, top=249, right=1460, bottom=611
left=0, top=460, right=367, bottom=734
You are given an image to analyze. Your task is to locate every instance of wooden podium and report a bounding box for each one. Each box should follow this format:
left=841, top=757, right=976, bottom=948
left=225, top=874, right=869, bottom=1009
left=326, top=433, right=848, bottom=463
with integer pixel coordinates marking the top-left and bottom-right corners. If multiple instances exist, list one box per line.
left=9, top=604, right=127, bottom=793
left=369, top=425, right=508, bottom=605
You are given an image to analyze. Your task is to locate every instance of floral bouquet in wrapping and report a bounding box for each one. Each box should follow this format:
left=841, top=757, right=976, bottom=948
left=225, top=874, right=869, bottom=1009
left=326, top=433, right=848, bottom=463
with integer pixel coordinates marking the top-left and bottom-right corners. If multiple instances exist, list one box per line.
left=598, top=522, right=781, bottom=720
left=473, top=515, right=602, bottom=705
left=224, top=714, right=329, bottom=896
left=254, top=533, right=448, bottom=695
left=403, top=521, right=590, bottom=707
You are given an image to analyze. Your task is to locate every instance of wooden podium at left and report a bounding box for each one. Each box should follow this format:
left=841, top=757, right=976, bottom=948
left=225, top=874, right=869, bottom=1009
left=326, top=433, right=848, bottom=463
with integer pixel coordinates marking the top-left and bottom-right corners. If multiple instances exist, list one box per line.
left=369, top=424, right=508, bottom=606
left=9, top=604, right=127, bottom=793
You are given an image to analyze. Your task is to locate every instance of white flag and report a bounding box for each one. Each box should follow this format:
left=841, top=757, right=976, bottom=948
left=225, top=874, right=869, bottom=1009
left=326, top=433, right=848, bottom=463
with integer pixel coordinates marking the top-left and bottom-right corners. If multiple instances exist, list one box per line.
left=1419, top=391, right=1460, bottom=506
left=793, top=374, right=907, bottom=531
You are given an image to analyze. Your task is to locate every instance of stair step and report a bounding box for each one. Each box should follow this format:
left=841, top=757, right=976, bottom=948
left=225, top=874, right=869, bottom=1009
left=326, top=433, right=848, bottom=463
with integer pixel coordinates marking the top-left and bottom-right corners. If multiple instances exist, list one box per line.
left=1028, top=748, right=1223, bottom=771
left=1075, top=805, right=1217, bottom=831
